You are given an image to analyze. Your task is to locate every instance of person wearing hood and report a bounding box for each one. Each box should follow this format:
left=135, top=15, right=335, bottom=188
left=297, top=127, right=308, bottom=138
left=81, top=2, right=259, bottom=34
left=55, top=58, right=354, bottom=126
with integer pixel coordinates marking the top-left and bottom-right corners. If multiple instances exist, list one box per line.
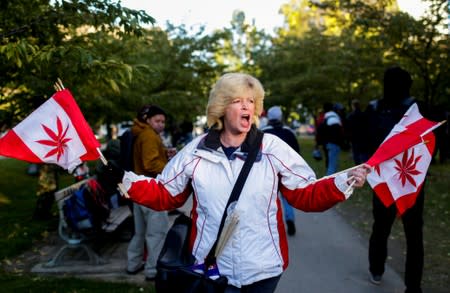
left=126, top=104, right=172, bottom=281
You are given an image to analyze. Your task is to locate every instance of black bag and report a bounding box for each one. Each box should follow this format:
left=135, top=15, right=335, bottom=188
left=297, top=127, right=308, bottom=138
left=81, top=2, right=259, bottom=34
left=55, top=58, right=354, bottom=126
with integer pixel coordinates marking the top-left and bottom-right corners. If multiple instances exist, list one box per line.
left=155, top=130, right=264, bottom=293
left=316, top=117, right=346, bottom=148
left=155, top=214, right=228, bottom=293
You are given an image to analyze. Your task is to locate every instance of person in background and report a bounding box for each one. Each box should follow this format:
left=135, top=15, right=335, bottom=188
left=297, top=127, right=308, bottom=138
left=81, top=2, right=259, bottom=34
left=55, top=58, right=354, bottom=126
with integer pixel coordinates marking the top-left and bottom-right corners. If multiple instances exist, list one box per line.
left=346, top=99, right=369, bottom=165
left=96, top=124, right=130, bottom=211
left=334, top=102, right=350, bottom=151
left=258, top=109, right=268, bottom=129
left=108, top=73, right=370, bottom=292
left=172, top=120, right=194, bottom=149
left=261, top=105, right=300, bottom=236
left=365, top=66, right=424, bottom=293
left=126, top=104, right=172, bottom=281
left=315, top=102, right=345, bottom=175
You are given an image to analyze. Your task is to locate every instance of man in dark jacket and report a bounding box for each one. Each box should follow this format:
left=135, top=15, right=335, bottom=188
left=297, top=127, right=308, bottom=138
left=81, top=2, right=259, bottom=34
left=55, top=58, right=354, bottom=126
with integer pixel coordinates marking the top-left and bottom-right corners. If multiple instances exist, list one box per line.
left=366, top=66, right=424, bottom=293
left=261, top=106, right=300, bottom=236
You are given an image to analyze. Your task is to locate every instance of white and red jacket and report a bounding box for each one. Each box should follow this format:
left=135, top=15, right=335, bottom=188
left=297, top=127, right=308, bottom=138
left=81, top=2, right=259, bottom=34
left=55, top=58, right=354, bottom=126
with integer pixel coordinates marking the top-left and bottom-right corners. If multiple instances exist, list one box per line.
left=122, top=126, right=353, bottom=287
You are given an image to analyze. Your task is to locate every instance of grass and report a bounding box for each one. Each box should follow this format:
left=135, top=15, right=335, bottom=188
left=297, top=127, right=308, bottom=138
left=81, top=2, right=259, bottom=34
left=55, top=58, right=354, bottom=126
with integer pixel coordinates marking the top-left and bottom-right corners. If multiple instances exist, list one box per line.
left=0, top=160, right=52, bottom=258
left=0, top=273, right=151, bottom=293
left=0, top=138, right=448, bottom=292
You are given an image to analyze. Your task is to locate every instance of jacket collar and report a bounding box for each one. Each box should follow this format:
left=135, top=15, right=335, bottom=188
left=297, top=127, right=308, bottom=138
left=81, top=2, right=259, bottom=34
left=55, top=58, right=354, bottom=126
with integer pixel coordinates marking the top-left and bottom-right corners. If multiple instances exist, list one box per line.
left=202, top=125, right=261, bottom=153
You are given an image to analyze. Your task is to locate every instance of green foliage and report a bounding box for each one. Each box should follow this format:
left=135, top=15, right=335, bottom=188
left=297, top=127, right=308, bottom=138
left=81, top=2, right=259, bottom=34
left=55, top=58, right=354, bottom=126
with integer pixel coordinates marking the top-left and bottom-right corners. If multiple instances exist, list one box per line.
left=258, top=0, right=449, bottom=118
left=0, top=1, right=227, bottom=130
left=213, top=10, right=272, bottom=74
left=112, top=26, right=225, bottom=125
left=311, top=0, right=449, bottom=108
left=2, top=1, right=446, bottom=134
left=0, top=0, right=155, bottom=128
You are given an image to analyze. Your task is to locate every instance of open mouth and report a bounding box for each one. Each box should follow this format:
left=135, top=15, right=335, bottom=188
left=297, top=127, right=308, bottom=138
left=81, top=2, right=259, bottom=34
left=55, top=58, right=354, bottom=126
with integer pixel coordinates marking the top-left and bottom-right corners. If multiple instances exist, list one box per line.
left=240, top=114, right=251, bottom=128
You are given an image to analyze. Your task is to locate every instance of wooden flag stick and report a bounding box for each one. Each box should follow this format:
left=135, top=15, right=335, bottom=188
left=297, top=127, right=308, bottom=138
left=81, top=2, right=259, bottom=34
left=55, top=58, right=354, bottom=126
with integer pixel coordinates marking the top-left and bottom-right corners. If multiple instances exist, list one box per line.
left=53, top=78, right=65, bottom=92
left=57, top=78, right=65, bottom=89
left=97, top=148, right=108, bottom=165
left=421, top=120, right=447, bottom=137
left=316, top=163, right=364, bottom=182
left=344, top=175, right=356, bottom=194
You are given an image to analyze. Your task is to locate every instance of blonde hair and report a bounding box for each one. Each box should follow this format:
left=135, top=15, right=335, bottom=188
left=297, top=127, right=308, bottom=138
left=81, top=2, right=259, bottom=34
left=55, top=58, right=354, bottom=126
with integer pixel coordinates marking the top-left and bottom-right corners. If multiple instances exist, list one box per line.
left=206, top=73, right=265, bottom=130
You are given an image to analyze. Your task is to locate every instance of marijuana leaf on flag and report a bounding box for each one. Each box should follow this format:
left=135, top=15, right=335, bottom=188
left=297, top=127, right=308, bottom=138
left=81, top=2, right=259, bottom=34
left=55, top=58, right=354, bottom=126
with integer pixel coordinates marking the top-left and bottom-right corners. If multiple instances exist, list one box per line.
left=366, top=103, right=443, bottom=215
left=0, top=89, right=100, bottom=172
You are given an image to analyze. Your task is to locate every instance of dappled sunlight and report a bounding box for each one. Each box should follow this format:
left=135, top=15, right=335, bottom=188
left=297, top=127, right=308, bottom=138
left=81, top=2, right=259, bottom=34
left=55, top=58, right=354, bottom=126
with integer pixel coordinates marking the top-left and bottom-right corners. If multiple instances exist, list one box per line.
left=0, top=193, right=11, bottom=205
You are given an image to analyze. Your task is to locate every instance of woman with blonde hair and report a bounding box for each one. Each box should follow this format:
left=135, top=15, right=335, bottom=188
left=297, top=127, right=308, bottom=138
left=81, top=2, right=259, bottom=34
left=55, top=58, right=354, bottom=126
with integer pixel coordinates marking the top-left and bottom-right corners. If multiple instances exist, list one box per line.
left=108, top=72, right=370, bottom=292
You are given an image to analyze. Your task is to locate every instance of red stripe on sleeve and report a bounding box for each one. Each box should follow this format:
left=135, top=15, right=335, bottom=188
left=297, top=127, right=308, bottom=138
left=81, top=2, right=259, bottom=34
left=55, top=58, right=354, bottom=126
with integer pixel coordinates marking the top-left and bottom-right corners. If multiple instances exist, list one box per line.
left=280, top=177, right=345, bottom=212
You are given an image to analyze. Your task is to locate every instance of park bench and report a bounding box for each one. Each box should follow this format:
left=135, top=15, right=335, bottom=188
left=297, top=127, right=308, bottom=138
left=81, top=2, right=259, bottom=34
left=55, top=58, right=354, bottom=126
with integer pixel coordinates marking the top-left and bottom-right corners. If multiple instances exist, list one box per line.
left=45, top=178, right=131, bottom=267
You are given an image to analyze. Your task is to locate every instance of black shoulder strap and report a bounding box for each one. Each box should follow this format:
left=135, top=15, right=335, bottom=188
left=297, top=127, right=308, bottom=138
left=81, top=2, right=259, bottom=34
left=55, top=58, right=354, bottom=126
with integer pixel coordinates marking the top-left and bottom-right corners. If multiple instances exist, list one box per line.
left=206, top=131, right=264, bottom=263
left=226, top=132, right=263, bottom=205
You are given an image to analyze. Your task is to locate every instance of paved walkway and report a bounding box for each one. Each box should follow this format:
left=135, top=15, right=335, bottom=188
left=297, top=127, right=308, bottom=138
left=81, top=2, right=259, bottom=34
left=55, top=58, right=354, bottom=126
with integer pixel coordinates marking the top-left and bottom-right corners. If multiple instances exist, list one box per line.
left=31, top=204, right=405, bottom=292
left=277, top=208, right=404, bottom=293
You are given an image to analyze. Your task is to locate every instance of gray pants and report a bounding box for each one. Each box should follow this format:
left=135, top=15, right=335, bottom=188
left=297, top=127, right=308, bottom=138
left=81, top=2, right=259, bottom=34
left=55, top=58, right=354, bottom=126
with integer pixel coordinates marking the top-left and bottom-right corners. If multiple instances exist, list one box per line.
left=127, top=203, right=169, bottom=278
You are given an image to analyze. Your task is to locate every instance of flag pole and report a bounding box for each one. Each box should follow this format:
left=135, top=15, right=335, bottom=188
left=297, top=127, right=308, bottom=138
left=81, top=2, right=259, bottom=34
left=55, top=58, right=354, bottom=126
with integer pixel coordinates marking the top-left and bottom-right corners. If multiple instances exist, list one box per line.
left=312, top=163, right=367, bottom=194
left=344, top=176, right=356, bottom=194
left=54, top=78, right=65, bottom=91
left=421, top=120, right=447, bottom=137
left=317, top=163, right=364, bottom=182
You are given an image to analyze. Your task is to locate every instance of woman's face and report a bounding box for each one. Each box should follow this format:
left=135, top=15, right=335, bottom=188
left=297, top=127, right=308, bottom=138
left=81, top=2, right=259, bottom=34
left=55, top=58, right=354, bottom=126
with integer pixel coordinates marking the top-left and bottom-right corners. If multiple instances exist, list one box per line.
left=147, top=114, right=166, bottom=134
left=223, top=91, right=255, bottom=135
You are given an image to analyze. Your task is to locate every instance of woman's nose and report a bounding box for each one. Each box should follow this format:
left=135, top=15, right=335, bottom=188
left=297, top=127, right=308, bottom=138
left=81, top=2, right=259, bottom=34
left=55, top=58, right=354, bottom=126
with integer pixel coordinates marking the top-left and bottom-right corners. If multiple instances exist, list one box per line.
left=241, top=100, right=249, bottom=109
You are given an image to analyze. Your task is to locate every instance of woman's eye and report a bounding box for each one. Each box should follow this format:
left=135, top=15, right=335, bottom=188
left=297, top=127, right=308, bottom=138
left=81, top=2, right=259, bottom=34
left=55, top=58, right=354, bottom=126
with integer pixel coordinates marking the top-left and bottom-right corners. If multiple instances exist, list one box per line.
left=232, top=99, right=241, bottom=103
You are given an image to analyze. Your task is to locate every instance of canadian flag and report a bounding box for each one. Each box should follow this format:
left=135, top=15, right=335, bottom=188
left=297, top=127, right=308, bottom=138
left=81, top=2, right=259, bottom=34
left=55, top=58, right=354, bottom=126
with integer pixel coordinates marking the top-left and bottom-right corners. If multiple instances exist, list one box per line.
left=0, top=89, right=100, bottom=172
left=366, top=103, right=441, bottom=216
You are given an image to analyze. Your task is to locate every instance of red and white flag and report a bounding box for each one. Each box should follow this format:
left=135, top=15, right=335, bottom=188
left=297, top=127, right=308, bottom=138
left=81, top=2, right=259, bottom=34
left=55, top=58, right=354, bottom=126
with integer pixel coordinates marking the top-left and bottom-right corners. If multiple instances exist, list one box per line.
left=0, top=89, right=100, bottom=172
left=366, top=103, right=441, bottom=215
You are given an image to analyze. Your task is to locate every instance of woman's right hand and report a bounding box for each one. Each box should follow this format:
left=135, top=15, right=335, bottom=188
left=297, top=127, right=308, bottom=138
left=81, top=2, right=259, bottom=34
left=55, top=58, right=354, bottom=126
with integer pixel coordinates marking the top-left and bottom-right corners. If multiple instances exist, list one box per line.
left=105, top=161, right=125, bottom=186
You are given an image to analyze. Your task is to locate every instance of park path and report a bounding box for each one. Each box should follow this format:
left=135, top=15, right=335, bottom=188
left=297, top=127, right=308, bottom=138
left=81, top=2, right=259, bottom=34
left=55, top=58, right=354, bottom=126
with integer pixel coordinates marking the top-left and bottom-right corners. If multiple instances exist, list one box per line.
left=276, top=208, right=404, bottom=293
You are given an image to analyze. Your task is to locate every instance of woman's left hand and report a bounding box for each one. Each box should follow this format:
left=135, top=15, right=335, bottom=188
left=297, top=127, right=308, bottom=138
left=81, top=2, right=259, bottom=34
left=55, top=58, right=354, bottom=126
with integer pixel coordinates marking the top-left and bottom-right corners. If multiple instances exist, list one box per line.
left=347, top=164, right=371, bottom=188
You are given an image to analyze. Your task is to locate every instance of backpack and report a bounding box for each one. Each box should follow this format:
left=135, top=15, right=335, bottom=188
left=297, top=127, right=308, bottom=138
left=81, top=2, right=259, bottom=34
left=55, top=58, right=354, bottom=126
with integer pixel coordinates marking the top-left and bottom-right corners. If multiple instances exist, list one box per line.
left=119, top=128, right=134, bottom=171
left=63, top=179, right=110, bottom=232
left=316, top=116, right=345, bottom=148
